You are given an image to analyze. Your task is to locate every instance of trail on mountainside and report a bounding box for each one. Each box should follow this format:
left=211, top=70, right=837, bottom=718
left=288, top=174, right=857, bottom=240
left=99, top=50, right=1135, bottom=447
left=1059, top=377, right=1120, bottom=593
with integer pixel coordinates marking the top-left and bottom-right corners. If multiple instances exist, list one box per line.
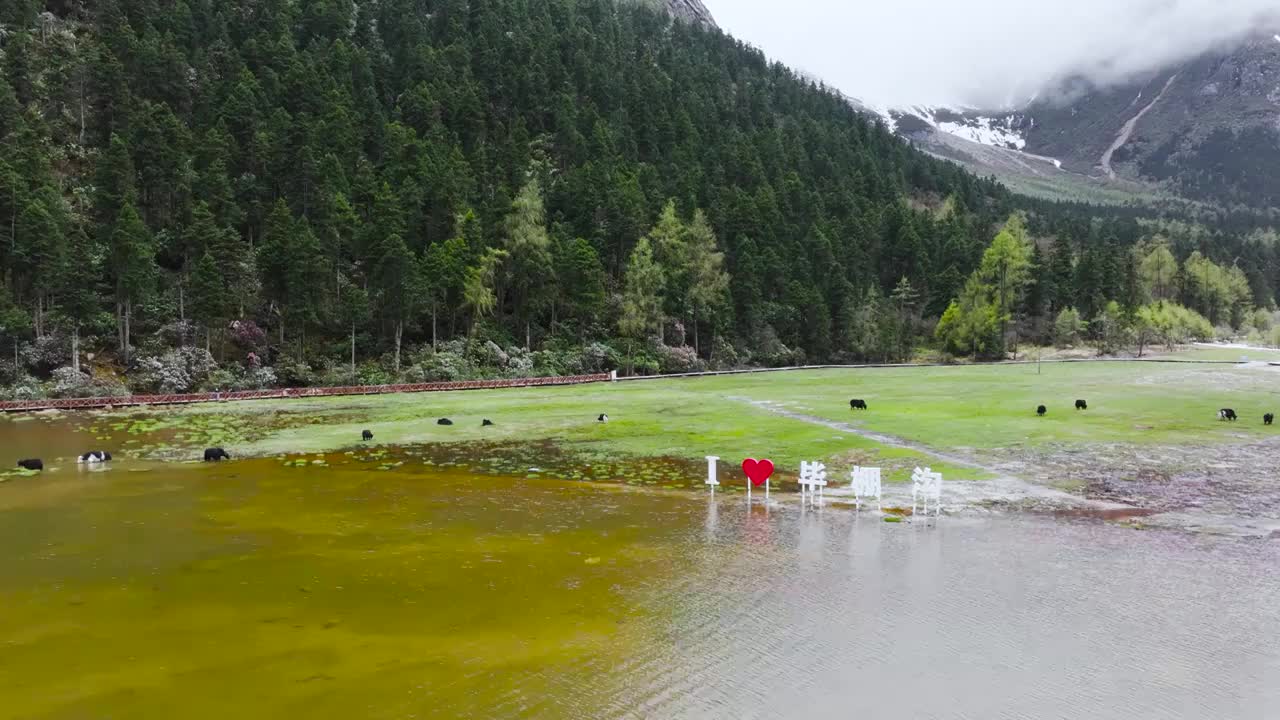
left=1101, top=73, right=1179, bottom=179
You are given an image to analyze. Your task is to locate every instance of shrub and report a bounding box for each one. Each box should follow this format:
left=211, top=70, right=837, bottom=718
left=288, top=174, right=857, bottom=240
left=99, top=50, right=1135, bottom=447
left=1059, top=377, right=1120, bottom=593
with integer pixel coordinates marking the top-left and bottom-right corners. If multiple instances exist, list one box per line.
left=504, top=347, right=534, bottom=376
left=529, top=349, right=571, bottom=377
left=149, top=321, right=197, bottom=351
left=245, top=365, right=278, bottom=389
left=49, top=367, right=92, bottom=397
left=228, top=320, right=268, bottom=354
left=1053, top=308, right=1086, bottom=348
left=572, top=342, right=617, bottom=374
left=48, top=366, right=130, bottom=398
left=406, top=348, right=471, bottom=382
left=466, top=340, right=509, bottom=370
left=19, top=333, right=69, bottom=374
left=275, top=358, right=318, bottom=387
left=1, top=375, right=44, bottom=400
left=130, top=347, right=217, bottom=393
left=656, top=344, right=703, bottom=374
left=708, top=336, right=739, bottom=370
left=201, top=368, right=239, bottom=392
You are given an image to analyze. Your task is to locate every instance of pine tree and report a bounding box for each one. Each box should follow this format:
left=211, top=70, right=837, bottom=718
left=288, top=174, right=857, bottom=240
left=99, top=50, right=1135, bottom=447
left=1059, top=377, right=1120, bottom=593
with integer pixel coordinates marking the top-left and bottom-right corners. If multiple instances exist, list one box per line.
left=337, top=274, right=370, bottom=381
left=682, top=210, right=729, bottom=356
left=502, top=179, right=554, bottom=349
left=463, top=248, right=507, bottom=336
left=56, top=223, right=100, bottom=374
left=110, top=203, right=155, bottom=364
left=619, top=235, right=665, bottom=374
left=188, top=251, right=225, bottom=352
left=15, top=195, right=62, bottom=338
left=372, top=233, right=419, bottom=373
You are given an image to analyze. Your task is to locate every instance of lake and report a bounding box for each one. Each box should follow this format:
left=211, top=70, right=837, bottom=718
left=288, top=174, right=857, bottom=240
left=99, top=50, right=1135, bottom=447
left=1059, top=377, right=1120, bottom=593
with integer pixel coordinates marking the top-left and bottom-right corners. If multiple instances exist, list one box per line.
left=2, top=436, right=1279, bottom=718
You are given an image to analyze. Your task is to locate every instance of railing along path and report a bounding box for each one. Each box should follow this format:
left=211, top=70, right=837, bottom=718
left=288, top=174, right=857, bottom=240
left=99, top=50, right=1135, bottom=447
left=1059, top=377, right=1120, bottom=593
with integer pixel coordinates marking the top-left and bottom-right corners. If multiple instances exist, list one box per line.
left=0, top=373, right=613, bottom=413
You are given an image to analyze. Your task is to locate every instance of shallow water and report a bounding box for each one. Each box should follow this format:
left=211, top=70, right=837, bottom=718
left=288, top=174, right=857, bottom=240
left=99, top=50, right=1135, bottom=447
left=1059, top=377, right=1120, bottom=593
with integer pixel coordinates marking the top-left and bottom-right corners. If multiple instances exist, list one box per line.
left=2, top=428, right=1279, bottom=718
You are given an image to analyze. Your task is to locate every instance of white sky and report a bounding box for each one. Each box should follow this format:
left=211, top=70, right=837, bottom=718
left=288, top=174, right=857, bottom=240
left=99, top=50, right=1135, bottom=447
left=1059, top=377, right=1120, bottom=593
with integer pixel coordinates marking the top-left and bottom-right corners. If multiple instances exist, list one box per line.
left=702, top=0, right=1280, bottom=108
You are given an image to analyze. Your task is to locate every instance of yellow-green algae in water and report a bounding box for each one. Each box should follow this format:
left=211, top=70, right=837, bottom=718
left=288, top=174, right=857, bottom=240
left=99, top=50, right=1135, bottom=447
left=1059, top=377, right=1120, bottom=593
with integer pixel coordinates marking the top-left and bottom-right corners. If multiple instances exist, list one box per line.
left=0, top=455, right=703, bottom=719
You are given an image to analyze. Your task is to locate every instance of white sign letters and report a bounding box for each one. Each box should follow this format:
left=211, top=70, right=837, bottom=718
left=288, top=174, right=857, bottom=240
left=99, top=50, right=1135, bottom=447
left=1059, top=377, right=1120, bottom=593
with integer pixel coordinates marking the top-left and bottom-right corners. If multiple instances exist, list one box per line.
left=798, top=460, right=828, bottom=505
left=850, top=466, right=882, bottom=511
left=911, top=466, right=943, bottom=517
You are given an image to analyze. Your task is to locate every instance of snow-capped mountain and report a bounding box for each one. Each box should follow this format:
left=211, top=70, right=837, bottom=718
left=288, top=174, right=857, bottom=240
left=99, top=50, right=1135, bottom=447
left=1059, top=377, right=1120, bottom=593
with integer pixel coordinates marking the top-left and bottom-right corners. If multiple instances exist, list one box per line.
left=893, top=107, right=1029, bottom=151
left=873, top=31, right=1280, bottom=207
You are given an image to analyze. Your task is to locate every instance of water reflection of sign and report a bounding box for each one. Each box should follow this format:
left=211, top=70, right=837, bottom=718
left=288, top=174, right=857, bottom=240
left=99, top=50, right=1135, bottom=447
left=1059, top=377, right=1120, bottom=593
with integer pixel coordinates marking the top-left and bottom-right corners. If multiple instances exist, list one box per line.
left=705, top=456, right=720, bottom=487
left=798, top=461, right=828, bottom=505
left=744, top=502, right=773, bottom=544
left=850, top=466, right=882, bottom=511
left=911, top=467, right=943, bottom=517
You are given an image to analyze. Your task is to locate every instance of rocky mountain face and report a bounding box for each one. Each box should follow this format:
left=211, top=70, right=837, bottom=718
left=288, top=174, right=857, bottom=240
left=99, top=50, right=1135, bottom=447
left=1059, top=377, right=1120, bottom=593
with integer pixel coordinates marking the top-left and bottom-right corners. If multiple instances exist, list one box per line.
left=646, top=0, right=716, bottom=27
left=885, top=33, right=1280, bottom=208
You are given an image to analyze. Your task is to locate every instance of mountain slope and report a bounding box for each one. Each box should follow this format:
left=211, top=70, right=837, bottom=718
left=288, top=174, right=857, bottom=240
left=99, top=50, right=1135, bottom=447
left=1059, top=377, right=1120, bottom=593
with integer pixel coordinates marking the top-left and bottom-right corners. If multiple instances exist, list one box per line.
left=889, top=33, right=1280, bottom=208
left=0, top=0, right=1011, bottom=379
left=658, top=0, right=716, bottom=27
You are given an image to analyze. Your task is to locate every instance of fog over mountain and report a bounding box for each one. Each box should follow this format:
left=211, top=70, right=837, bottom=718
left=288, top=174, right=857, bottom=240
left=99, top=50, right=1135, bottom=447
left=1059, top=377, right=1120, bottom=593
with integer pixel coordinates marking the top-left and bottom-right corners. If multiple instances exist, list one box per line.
left=703, top=0, right=1280, bottom=108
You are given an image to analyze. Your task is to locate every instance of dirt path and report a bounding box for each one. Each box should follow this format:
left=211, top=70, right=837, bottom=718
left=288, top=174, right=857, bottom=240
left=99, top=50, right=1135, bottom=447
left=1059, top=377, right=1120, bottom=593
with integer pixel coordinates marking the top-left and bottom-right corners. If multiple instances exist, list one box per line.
left=1101, top=73, right=1178, bottom=179
left=730, top=396, right=1280, bottom=535
left=730, top=397, right=1117, bottom=511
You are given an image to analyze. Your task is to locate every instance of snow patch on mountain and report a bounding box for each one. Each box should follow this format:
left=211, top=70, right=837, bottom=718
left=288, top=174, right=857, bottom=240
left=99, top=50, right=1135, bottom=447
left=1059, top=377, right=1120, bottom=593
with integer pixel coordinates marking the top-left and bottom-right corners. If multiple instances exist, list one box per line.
left=935, top=116, right=1027, bottom=150
left=892, top=106, right=1029, bottom=151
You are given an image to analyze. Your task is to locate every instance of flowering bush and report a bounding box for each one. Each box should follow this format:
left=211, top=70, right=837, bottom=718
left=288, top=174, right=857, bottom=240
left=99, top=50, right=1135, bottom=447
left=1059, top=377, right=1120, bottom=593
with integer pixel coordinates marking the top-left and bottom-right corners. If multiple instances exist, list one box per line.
left=1, top=375, right=44, bottom=400
left=150, top=321, right=196, bottom=350
left=47, top=366, right=130, bottom=398
left=18, top=333, right=69, bottom=374
left=571, top=342, right=617, bottom=374
left=130, top=347, right=217, bottom=393
left=49, top=367, right=91, bottom=396
left=275, top=359, right=318, bottom=387
left=504, top=347, right=535, bottom=376
left=656, top=344, right=703, bottom=374
left=200, top=364, right=280, bottom=391
left=406, top=350, right=471, bottom=382
left=228, top=320, right=268, bottom=354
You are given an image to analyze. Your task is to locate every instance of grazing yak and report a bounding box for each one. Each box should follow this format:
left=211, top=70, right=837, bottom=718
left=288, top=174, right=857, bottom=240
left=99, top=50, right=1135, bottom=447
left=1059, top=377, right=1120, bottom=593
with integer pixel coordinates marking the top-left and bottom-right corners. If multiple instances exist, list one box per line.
left=437, top=418, right=454, bottom=426
left=203, top=448, right=231, bottom=462
left=1265, top=413, right=1274, bottom=427
left=362, top=430, right=374, bottom=441
left=17, top=459, right=43, bottom=471
left=1075, top=400, right=1088, bottom=411
left=1219, top=409, right=1238, bottom=422
left=482, top=419, right=495, bottom=427
left=598, top=414, right=609, bottom=423
left=78, top=451, right=113, bottom=464
left=1037, top=405, right=1047, bottom=417
left=850, top=399, right=868, bottom=411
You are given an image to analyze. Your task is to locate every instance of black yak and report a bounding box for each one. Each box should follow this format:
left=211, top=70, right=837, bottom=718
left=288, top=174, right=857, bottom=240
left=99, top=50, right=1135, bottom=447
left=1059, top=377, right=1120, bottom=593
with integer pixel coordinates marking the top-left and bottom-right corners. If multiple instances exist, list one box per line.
left=482, top=419, right=494, bottom=427
left=1037, top=405, right=1047, bottom=417
left=850, top=399, right=868, bottom=411
left=1265, top=413, right=1274, bottom=426
left=203, top=448, right=231, bottom=462
left=437, top=418, right=454, bottom=426
left=17, top=459, right=43, bottom=471
left=362, top=430, right=374, bottom=441
left=1075, top=400, right=1088, bottom=411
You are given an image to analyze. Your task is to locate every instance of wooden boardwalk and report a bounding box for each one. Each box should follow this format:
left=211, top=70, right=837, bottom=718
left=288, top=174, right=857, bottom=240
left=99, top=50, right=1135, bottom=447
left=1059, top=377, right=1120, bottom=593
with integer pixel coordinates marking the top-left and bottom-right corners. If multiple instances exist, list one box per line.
left=0, top=373, right=613, bottom=414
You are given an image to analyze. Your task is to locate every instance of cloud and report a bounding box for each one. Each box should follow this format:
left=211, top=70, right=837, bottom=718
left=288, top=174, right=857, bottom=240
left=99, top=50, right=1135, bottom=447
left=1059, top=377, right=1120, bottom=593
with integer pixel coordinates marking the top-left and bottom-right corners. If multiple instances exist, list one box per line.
left=701, top=0, right=1280, bottom=108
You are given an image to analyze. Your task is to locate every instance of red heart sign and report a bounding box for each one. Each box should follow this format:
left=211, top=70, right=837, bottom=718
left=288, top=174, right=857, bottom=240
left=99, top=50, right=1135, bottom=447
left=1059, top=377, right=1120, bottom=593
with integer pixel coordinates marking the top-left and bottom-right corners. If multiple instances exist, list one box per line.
left=742, top=458, right=775, bottom=487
